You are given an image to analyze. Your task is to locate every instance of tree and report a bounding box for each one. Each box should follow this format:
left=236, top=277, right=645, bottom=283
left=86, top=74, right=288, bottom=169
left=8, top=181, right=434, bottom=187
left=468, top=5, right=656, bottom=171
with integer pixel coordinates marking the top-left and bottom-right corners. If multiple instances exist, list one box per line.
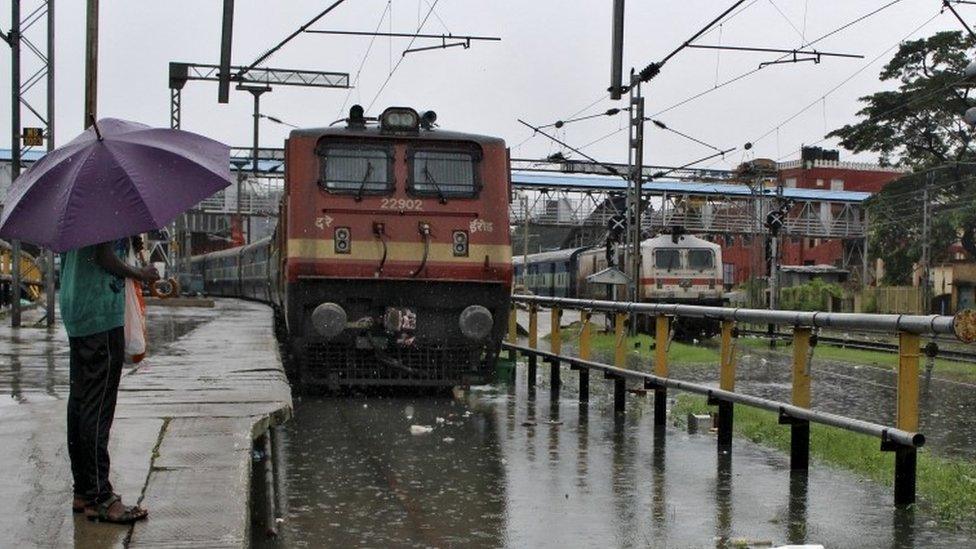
left=827, top=31, right=976, bottom=285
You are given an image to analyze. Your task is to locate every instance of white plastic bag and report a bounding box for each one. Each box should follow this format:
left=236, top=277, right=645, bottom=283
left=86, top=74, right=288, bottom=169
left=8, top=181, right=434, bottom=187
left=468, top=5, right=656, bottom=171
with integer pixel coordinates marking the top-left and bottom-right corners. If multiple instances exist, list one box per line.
left=124, top=278, right=147, bottom=363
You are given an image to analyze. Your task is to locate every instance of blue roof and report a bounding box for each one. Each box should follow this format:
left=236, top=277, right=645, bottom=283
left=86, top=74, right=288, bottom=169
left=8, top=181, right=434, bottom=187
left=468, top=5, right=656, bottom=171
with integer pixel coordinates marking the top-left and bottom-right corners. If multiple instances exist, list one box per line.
left=511, top=171, right=872, bottom=203
left=0, top=148, right=46, bottom=162
left=1, top=148, right=285, bottom=174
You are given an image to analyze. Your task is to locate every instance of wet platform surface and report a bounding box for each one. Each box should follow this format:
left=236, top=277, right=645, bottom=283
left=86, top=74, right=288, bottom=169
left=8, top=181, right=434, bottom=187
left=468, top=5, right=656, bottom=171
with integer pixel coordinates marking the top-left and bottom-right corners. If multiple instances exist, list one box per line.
left=0, top=299, right=291, bottom=548
left=260, top=380, right=970, bottom=548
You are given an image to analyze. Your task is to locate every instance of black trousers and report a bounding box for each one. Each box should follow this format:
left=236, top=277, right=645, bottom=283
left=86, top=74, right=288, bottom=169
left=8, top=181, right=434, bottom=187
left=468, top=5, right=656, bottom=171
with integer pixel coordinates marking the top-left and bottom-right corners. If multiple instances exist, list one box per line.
left=67, top=326, right=124, bottom=504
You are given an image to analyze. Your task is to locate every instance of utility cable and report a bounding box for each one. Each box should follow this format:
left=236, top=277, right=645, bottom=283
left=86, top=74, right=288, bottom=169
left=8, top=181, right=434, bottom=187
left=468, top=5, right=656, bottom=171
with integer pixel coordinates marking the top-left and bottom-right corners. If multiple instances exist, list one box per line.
left=749, top=10, right=942, bottom=148
left=336, top=1, right=392, bottom=119
left=647, top=0, right=906, bottom=120
left=238, top=0, right=348, bottom=80
left=367, top=0, right=442, bottom=112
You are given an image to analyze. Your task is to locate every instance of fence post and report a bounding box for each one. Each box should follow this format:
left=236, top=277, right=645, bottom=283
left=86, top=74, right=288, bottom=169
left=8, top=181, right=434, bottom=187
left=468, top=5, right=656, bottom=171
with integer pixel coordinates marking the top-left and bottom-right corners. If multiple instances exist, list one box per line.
left=789, top=328, right=812, bottom=471
left=709, top=321, right=736, bottom=452
left=654, top=315, right=669, bottom=427
left=894, top=331, right=920, bottom=505
left=614, top=312, right=628, bottom=368
left=528, top=305, right=538, bottom=390
left=719, top=321, right=736, bottom=392
left=507, top=304, right=518, bottom=360
left=549, top=307, right=562, bottom=394
left=578, top=311, right=591, bottom=403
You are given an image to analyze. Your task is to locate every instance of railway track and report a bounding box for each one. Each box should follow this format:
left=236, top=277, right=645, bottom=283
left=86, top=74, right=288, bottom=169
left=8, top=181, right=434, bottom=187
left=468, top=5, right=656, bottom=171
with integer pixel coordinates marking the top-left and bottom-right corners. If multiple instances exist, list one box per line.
left=739, top=329, right=976, bottom=365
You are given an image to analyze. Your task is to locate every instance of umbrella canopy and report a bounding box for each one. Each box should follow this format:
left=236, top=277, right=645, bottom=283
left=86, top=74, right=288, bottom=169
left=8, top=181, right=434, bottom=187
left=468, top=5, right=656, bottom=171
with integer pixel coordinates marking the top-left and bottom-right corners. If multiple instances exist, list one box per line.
left=0, top=118, right=232, bottom=252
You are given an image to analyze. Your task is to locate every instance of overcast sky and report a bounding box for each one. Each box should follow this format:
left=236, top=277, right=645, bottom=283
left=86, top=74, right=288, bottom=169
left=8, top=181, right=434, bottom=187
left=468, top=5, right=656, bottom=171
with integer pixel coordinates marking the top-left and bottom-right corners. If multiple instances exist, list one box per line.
left=0, top=0, right=968, bottom=170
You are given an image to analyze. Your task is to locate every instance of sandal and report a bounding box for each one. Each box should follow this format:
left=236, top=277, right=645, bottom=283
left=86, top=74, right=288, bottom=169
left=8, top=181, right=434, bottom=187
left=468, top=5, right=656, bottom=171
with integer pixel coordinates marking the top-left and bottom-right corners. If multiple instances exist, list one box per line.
left=72, top=495, right=86, bottom=514
left=85, top=494, right=148, bottom=524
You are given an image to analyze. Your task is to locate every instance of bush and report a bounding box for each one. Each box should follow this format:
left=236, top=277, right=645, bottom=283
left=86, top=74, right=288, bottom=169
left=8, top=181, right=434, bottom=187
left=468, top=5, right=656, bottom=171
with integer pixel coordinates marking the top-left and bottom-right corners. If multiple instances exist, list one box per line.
left=780, top=277, right=844, bottom=311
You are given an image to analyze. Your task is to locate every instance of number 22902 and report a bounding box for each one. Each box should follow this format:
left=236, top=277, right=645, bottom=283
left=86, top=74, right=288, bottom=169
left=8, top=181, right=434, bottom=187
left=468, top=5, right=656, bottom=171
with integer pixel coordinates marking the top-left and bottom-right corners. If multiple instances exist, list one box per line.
left=380, top=198, right=423, bottom=211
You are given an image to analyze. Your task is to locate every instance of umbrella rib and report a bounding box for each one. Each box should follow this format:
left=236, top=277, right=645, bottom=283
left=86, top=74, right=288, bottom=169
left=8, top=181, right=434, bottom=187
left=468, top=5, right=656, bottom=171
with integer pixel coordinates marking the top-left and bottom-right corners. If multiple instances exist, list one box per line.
left=50, top=146, right=100, bottom=251
left=100, top=143, right=167, bottom=229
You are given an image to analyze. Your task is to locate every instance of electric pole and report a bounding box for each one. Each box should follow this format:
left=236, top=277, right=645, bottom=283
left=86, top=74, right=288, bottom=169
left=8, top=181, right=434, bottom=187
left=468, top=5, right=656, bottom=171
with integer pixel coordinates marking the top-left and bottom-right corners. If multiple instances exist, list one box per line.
left=921, top=172, right=932, bottom=313
left=627, top=70, right=646, bottom=309
left=85, top=0, right=98, bottom=122
left=10, top=0, right=22, bottom=327
left=45, top=0, right=55, bottom=328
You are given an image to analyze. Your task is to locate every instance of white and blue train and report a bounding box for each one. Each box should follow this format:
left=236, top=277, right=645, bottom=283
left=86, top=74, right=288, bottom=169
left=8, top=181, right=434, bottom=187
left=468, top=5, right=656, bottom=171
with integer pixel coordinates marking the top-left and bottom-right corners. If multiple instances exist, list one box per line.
left=513, top=233, right=725, bottom=337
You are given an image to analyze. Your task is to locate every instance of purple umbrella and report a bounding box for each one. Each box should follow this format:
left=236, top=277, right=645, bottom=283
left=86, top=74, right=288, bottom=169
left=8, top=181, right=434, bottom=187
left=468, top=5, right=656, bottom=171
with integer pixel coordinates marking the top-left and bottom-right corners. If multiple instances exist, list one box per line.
left=0, top=118, right=232, bottom=252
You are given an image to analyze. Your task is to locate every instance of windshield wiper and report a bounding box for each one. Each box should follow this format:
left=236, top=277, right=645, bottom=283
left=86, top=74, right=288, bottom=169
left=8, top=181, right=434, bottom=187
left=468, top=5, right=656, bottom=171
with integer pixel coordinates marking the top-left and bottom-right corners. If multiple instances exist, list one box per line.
left=423, top=166, right=448, bottom=204
left=354, top=161, right=375, bottom=202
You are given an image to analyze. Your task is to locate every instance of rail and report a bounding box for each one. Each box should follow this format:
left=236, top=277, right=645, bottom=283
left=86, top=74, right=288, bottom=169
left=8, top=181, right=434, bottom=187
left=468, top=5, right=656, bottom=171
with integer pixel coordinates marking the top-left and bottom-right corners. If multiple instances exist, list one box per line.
left=503, top=294, right=976, bottom=507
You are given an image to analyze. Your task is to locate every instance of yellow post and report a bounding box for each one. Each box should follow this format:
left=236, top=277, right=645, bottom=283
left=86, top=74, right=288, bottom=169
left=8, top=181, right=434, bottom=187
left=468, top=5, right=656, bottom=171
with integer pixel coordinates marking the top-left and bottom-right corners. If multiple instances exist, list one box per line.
left=507, top=304, right=517, bottom=343
left=614, top=312, right=628, bottom=368
left=579, top=311, right=592, bottom=361
left=791, top=328, right=812, bottom=408
left=719, top=320, right=736, bottom=391
left=897, top=331, right=920, bottom=432
left=528, top=305, right=538, bottom=350
left=654, top=315, right=669, bottom=377
left=550, top=307, right=562, bottom=355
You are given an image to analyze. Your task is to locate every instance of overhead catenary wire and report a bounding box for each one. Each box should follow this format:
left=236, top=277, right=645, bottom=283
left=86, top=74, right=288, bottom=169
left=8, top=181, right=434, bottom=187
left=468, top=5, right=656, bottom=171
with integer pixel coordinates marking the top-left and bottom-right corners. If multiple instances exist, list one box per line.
left=366, top=0, right=442, bottom=112
left=748, top=10, right=943, bottom=149
left=335, top=1, right=392, bottom=119
left=648, top=0, right=906, bottom=119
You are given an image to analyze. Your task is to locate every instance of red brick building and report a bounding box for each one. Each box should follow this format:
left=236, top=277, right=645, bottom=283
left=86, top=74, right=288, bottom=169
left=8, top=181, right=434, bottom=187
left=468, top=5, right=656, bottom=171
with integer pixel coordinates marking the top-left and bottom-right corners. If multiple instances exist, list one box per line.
left=720, top=148, right=906, bottom=286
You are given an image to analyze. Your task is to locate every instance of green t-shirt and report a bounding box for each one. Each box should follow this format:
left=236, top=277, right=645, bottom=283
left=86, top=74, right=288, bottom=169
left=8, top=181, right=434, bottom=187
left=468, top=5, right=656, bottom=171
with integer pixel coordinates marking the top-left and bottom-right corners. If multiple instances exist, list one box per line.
left=59, top=241, right=127, bottom=337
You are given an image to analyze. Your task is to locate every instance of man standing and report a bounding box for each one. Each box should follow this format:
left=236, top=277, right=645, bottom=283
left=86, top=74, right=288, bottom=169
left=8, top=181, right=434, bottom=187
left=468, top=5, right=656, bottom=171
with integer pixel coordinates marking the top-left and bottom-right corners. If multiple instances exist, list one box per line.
left=61, top=238, right=159, bottom=523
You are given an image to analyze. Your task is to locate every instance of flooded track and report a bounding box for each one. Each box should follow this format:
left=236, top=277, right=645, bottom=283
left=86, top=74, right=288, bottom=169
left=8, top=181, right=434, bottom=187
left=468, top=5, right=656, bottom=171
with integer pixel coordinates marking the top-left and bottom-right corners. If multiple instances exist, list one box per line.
left=254, top=372, right=970, bottom=548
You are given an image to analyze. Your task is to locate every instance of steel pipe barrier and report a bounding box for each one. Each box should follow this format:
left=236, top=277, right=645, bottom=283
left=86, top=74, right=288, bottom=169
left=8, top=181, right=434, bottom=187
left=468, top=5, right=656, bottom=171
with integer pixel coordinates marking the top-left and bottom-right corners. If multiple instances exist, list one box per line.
left=503, top=294, right=976, bottom=507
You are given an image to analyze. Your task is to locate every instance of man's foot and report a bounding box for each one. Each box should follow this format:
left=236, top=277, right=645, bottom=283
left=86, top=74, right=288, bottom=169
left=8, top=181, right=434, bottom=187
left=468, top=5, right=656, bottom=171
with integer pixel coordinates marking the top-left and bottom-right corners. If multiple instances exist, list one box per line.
left=84, top=494, right=148, bottom=524
left=72, top=495, right=86, bottom=514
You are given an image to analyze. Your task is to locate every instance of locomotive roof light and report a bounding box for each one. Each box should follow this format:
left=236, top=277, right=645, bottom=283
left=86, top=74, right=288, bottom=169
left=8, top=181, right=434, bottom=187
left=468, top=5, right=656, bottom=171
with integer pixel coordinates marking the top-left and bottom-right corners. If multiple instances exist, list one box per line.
left=380, top=107, right=420, bottom=133
left=420, top=110, right=438, bottom=130
left=347, top=104, right=367, bottom=129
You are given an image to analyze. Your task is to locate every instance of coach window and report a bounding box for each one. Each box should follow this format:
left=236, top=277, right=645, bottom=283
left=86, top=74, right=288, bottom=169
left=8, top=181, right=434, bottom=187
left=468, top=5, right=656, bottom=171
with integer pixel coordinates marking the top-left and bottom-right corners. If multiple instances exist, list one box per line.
left=688, top=249, right=714, bottom=271
left=408, top=146, right=481, bottom=199
left=317, top=143, right=393, bottom=195
left=655, top=249, right=681, bottom=271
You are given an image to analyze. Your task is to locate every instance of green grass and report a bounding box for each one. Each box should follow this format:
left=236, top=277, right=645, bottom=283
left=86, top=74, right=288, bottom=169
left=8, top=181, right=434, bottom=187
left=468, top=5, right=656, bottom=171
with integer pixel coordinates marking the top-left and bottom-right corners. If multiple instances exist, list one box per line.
left=547, top=326, right=721, bottom=365
left=738, top=337, right=976, bottom=384
left=674, top=393, right=976, bottom=527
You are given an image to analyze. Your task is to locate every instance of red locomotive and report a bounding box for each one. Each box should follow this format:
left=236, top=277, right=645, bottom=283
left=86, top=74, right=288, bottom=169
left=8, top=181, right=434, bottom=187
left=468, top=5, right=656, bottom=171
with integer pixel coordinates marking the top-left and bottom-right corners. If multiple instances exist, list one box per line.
left=187, top=106, right=513, bottom=387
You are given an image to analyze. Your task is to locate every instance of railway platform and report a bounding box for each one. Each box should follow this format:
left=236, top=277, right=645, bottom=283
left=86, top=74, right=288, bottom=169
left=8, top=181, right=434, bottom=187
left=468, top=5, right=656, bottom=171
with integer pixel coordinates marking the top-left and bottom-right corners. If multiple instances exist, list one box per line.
left=0, top=299, right=291, bottom=548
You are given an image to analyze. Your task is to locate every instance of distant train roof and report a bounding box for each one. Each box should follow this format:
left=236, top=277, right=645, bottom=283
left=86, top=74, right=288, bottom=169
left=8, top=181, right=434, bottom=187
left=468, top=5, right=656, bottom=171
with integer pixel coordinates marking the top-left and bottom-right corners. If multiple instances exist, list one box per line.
left=290, top=126, right=505, bottom=146
left=511, top=172, right=871, bottom=203
left=643, top=232, right=721, bottom=249
left=512, top=247, right=588, bottom=265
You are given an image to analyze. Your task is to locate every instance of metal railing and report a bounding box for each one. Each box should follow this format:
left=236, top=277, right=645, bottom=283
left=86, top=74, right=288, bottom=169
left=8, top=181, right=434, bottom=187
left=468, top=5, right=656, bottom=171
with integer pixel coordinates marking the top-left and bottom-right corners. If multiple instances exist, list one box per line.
left=503, top=294, right=976, bottom=507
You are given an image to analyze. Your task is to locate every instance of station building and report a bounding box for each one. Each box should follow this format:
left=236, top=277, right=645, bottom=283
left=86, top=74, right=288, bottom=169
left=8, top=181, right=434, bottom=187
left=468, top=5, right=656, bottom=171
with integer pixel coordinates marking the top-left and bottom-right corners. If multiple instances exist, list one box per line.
left=719, top=147, right=906, bottom=286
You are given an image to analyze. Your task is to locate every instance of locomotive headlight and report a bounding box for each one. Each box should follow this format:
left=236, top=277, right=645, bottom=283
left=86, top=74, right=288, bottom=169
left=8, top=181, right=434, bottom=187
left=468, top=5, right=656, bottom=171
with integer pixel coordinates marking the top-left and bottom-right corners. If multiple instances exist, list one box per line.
left=380, top=107, right=420, bottom=132
left=334, top=227, right=351, bottom=254
left=452, top=230, right=469, bottom=257
left=312, top=302, right=347, bottom=339
left=459, top=305, right=493, bottom=341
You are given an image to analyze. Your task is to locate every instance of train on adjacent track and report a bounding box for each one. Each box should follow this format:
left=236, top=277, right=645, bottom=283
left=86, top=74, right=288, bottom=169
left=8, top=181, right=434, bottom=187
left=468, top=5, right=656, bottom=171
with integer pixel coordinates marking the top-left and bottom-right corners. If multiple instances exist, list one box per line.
left=181, top=106, right=513, bottom=388
left=513, top=232, right=725, bottom=337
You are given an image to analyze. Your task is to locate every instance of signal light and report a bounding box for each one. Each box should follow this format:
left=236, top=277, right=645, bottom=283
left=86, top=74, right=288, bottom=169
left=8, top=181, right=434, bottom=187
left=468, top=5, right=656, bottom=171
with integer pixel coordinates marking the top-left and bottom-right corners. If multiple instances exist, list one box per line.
left=452, top=230, right=469, bottom=257
left=334, top=227, right=351, bottom=254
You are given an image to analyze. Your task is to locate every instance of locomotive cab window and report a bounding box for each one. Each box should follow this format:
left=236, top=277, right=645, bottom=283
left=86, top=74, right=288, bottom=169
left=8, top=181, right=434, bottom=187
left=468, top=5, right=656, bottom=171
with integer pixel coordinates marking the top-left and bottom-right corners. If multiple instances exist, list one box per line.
left=408, top=146, right=481, bottom=199
left=317, top=143, right=393, bottom=195
left=654, top=249, right=681, bottom=271
left=688, top=249, right=714, bottom=271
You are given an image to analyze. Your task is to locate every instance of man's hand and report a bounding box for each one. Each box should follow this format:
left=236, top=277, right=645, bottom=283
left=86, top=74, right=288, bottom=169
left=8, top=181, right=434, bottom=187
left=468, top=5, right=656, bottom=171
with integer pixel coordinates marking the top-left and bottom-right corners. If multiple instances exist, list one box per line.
left=139, top=265, right=161, bottom=284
